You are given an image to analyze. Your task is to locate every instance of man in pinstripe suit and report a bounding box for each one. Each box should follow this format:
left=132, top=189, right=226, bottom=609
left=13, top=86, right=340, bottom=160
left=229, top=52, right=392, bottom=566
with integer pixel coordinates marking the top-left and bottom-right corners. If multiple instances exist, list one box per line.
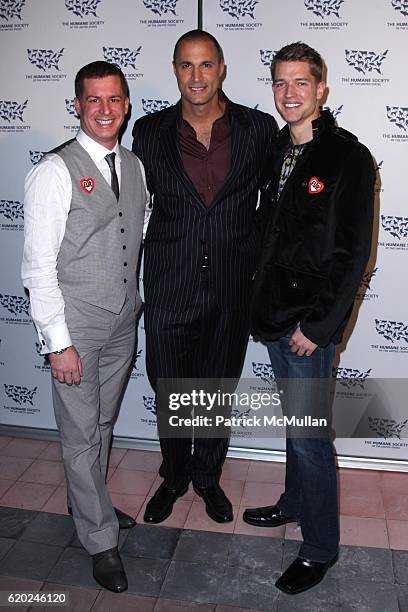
left=132, top=30, right=277, bottom=524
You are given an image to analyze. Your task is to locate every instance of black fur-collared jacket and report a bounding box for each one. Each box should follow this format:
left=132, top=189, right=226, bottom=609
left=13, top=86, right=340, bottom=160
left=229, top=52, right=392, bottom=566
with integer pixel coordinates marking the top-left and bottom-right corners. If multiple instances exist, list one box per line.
left=251, top=110, right=375, bottom=346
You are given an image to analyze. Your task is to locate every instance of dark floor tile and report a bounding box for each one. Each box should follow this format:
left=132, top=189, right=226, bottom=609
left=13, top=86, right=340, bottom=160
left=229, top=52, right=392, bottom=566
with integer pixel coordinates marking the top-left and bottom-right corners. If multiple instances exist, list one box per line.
left=333, top=545, right=394, bottom=584
left=218, top=566, right=279, bottom=611
left=122, top=524, right=181, bottom=560
left=156, top=600, right=215, bottom=611
left=173, top=530, right=232, bottom=565
left=34, top=582, right=99, bottom=612
left=215, top=606, right=266, bottom=612
left=338, top=579, right=399, bottom=611
left=160, top=560, right=224, bottom=604
left=280, top=539, right=301, bottom=566
left=47, top=546, right=99, bottom=590
left=123, top=556, right=169, bottom=597
left=0, top=537, right=15, bottom=561
left=392, top=549, right=408, bottom=585
left=227, top=534, right=284, bottom=570
left=93, top=589, right=156, bottom=611
left=0, top=575, right=43, bottom=612
left=20, top=512, right=75, bottom=548
left=0, top=540, right=63, bottom=581
left=276, top=576, right=340, bottom=612
left=0, top=507, right=38, bottom=539
left=398, top=585, right=408, bottom=612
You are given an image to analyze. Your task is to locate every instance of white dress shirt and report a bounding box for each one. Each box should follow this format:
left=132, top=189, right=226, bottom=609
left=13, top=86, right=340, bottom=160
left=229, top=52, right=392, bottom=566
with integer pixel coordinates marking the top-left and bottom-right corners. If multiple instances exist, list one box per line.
left=21, top=130, right=148, bottom=354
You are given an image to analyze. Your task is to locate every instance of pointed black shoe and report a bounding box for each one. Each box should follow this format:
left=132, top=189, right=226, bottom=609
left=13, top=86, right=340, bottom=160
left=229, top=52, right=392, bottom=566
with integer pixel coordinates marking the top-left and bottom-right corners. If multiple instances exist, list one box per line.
left=243, top=504, right=297, bottom=528
left=92, top=547, right=128, bottom=593
left=68, top=506, right=136, bottom=530
left=193, top=484, right=233, bottom=523
left=275, top=554, right=338, bottom=595
left=144, top=481, right=189, bottom=523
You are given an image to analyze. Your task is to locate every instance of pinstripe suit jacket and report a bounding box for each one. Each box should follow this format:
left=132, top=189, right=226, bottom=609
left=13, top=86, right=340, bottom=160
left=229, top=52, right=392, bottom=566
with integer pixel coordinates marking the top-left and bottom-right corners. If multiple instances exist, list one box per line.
left=132, top=98, right=277, bottom=312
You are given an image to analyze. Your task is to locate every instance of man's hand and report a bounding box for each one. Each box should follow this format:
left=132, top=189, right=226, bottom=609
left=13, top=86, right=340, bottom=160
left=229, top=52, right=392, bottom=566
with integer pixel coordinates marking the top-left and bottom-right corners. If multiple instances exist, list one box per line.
left=48, top=346, right=82, bottom=385
left=289, top=326, right=318, bottom=357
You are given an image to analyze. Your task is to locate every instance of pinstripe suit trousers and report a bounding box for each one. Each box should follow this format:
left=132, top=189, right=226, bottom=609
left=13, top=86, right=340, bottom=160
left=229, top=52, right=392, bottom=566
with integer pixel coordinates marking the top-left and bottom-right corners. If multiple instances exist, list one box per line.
left=145, top=271, right=250, bottom=488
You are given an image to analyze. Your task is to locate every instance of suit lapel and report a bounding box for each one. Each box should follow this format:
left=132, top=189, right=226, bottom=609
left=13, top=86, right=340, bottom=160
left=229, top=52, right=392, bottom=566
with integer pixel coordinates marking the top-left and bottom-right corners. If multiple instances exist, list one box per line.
left=159, top=103, right=204, bottom=208
left=209, top=102, right=251, bottom=209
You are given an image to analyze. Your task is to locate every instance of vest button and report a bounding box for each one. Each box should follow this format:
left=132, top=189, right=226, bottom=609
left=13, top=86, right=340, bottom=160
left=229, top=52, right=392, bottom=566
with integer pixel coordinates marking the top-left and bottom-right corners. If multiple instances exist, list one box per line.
left=123, top=262, right=127, bottom=267
left=120, top=228, right=124, bottom=233
left=122, top=245, right=126, bottom=250
left=291, top=280, right=298, bottom=289
left=124, top=278, right=127, bottom=283
left=119, top=211, right=123, bottom=217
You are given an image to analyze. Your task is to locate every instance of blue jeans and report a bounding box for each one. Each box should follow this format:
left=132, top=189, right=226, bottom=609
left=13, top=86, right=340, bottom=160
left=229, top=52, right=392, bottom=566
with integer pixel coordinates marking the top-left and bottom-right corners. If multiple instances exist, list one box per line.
left=266, top=331, right=339, bottom=562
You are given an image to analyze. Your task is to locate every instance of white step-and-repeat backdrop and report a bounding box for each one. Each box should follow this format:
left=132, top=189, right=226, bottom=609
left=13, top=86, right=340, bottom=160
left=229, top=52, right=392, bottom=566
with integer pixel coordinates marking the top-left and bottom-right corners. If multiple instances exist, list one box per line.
left=1, top=0, right=407, bottom=463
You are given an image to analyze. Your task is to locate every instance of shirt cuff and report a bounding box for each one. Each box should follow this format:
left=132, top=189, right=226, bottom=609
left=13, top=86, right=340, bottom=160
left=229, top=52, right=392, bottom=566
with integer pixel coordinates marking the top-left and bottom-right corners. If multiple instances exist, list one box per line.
left=39, top=322, right=72, bottom=355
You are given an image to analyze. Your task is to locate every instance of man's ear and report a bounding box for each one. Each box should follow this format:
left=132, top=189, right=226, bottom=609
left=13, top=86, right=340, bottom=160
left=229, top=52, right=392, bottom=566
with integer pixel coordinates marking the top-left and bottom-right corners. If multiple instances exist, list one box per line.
left=317, top=81, right=326, bottom=103
left=74, top=97, right=81, bottom=116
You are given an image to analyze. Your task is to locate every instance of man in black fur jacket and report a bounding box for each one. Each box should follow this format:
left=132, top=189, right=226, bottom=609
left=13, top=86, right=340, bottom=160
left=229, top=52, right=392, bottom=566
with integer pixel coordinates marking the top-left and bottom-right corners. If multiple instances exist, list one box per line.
left=243, top=42, right=375, bottom=595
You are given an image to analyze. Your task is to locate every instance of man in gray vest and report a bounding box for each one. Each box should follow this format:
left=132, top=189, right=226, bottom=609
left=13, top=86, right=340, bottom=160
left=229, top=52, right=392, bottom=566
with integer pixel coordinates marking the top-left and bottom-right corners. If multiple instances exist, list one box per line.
left=21, top=61, right=146, bottom=593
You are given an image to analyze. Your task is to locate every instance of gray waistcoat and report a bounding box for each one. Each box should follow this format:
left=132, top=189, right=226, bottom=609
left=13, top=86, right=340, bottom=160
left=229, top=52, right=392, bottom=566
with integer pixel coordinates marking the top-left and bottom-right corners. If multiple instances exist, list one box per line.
left=55, top=139, right=145, bottom=313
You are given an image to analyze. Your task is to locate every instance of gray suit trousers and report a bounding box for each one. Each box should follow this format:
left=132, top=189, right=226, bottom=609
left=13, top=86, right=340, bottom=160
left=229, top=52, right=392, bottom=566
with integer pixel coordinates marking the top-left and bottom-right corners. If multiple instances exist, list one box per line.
left=52, top=296, right=136, bottom=555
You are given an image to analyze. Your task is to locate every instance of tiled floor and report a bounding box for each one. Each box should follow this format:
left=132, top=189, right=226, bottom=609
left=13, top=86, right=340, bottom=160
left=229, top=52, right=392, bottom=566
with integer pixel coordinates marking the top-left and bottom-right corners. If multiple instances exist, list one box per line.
left=0, top=435, right=407, bottom=610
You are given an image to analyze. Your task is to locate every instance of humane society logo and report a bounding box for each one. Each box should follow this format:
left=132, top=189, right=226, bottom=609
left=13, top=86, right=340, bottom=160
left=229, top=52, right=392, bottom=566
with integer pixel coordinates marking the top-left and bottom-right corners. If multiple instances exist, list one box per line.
left=0, top=0, right=29, bottom=31
left=143, top=395, right=156, bottom=416
left=216, top=0, right=262, bottom=32
left=301, top=0, right=348, bottom=30
left=248, top=361, right=277, bottom=393
left=27, top=48, right=64, bottom=72
left=34, top=342, right=50, bottom=373
left=371, top=319, right=408, bottom=354
left=102, top=47, right=143, bottom=80
left=29, top=150, right=45, bottom=165
left=139, top=0, right=184, bottom=28
left=323, top=104, right=343, bottom=119
left=341, top=49, right=390, bottom=87
left=26, top=49, right=67, bottom=83
left=388, top=0, right=408, bottom=31
left=0, top=199, right=24, bottom=232
left=64, top=99, right=79, bottom=134
left=0, top=99, right=30, bottom=134
left=355, top=267, right=379, bottom=302
left=140, top=395, right=157, bottom=427
left=368, top=417, right=408, bottom=440
left=257, top=49, right=274, bottom=86
left=142, top=99, right=171, bottom=114
left=0, top=294, right=31, bottom=325
left=63, top=0, right=104, bottom=29
left=383, top=106, right=408, bottom=142
left=333, top=367, right=372, bottom=390
left=130, top=349, right=144, bottom=379
left=4, top=384, right=37, bottom=404
left=143, top=0, right=178, bottom=15
left=379, top=215, right=408, bottom=251
left=3, top=384, right=40, bottom=415
left=386, top=106, right=408, bottom=130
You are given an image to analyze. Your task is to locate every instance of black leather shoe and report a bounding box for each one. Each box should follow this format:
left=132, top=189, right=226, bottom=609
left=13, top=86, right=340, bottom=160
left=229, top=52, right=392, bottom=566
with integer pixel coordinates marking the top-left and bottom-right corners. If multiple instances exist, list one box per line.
left=92, top=547, right=128, bottom=593
left=193, top=484, right=233, bottom=523
left=243, top=504, right=297, bottom=528
left=275, top=554, right=338, bottom=595
left=144, top=481, right=189, bottom=524
left=68, top=506, right=136, bottom=530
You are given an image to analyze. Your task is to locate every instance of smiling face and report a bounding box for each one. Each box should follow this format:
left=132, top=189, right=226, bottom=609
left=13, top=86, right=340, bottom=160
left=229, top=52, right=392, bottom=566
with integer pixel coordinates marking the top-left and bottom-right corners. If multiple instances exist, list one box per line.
left=173, top=38, right=224, bottom=111
left=74, top=75, right=129, bottom=150
left=273, top=60, right=325, bottom=141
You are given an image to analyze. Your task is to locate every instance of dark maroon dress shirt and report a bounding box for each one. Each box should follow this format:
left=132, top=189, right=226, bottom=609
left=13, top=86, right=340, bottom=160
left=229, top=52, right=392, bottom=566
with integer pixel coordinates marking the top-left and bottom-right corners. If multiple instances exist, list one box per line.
left=178, top=101, right=231, bottom=208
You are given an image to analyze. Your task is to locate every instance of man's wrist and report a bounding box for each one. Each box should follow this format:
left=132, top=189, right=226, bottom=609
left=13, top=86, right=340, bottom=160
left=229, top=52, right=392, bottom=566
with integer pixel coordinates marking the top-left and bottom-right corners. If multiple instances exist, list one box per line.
left=52, top=346, right=71, bottom=355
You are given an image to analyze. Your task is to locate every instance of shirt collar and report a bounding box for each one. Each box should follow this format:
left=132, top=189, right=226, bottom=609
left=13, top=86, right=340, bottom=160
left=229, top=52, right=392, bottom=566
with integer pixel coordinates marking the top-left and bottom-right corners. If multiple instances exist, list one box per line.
left=178, top=89, right=230, bottom=127
left=76, top=129, right=120, bottom=164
